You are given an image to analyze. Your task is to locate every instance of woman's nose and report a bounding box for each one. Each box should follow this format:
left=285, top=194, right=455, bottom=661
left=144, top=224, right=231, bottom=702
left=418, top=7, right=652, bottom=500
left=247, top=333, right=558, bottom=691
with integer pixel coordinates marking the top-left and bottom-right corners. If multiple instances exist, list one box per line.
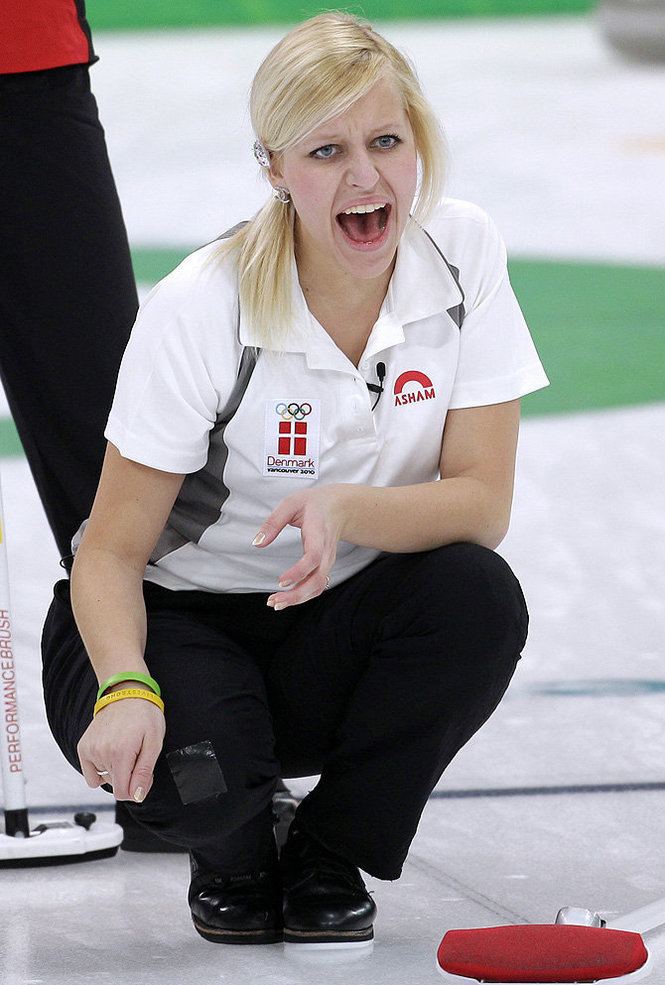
left=345, top=150, right=380, bottom=187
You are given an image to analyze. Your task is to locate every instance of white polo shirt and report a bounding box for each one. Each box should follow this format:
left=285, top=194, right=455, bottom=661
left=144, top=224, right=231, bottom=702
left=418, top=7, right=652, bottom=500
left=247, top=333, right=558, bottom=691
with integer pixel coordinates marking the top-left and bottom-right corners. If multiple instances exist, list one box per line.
left=71, top=197, right=550, bottom=593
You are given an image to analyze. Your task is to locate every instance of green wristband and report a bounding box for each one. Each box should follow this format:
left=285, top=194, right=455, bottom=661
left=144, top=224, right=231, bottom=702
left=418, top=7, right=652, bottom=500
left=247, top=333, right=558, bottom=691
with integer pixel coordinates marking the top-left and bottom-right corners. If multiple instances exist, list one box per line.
left=96, top=672, right=161, bottom=703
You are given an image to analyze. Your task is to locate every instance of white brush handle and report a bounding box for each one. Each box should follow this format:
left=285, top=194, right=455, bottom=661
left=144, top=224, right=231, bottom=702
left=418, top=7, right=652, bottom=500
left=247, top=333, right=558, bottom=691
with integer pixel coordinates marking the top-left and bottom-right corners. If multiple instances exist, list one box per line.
left=607, top=898, right=665, bottom=935
left=0, top=468, right=27, bottom=815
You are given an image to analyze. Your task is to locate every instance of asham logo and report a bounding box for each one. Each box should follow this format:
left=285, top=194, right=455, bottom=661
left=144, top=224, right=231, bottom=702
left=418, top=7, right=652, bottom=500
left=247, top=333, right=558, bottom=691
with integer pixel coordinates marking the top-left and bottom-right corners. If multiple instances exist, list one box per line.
left=393, top=370, right=436, bottom=406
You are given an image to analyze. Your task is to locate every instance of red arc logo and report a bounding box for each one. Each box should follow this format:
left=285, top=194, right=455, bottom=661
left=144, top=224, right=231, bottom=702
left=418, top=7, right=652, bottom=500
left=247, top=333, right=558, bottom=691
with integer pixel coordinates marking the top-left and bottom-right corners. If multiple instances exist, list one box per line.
left=393, top=370, right=436, bottom=406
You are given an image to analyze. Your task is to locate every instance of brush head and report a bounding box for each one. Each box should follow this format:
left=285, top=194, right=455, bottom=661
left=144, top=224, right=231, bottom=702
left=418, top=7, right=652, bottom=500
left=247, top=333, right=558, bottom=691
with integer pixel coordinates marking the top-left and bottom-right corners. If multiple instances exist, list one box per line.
left=437, top=923, right=648, bottom=983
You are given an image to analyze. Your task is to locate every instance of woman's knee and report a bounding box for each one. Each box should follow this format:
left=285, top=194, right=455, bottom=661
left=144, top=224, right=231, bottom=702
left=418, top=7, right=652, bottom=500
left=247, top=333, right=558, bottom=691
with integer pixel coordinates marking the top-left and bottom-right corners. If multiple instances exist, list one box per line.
left=438, top=542, right=528, bottom=642
left=385, top=542, right=529, bottom=668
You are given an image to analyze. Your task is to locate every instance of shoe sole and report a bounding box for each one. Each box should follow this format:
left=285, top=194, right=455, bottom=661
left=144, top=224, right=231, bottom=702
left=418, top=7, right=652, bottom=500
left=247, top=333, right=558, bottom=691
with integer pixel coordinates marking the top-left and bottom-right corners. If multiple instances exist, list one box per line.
left=283, top=925, right=374, bottom=945
left=192, top=917, right=283, bottom=945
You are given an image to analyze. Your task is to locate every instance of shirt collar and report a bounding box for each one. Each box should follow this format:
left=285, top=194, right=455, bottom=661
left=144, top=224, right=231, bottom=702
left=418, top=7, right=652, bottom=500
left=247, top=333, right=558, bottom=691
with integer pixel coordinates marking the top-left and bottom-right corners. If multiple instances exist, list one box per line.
left=238, top=214, right=463, bottom=353
left=237, top=250, right=310, bottom=353
left=390, top=216, right=464, bottom=326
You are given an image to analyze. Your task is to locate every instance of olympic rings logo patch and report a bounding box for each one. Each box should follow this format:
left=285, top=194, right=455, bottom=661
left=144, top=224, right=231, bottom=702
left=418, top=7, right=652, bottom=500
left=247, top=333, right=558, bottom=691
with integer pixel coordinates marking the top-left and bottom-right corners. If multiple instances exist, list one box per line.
left=264, top=399, right=321, bottom=478
left=275, top=402, right=312, bottom=421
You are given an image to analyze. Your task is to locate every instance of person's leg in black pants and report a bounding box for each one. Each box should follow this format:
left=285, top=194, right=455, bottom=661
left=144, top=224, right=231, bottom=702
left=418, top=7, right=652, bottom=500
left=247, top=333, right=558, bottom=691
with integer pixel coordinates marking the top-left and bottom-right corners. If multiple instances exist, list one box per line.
left=267, top=541, right=529, bottom=879
left=0, top=64, right=137, bottom=561
left=41, top=578, right=292, bottom=870
left=40, top=541, right=529, bottom=882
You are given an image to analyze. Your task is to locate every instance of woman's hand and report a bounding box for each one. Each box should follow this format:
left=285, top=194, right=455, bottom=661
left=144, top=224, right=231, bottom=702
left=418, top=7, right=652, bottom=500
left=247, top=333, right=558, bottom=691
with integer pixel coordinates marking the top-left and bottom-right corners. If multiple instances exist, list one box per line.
left=77, top=694, right=166, bottom=803
left=252, top=483, right=353, bottom=610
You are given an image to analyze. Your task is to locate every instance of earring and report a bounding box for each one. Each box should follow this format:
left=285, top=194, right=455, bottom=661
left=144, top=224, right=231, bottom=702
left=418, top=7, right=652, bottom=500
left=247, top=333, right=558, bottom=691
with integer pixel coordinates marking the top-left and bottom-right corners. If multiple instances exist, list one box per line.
left=253, top=139, right=270, bottom=169
left=272, top=186, right=291, bottom=204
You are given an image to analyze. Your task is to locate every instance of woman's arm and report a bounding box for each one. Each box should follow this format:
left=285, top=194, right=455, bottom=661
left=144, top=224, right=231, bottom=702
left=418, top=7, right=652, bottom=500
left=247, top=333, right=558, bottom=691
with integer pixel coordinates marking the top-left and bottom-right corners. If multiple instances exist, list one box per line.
left=70, top=441, right=186, bottom=690
left=70, top=442, right=187, bottom=802
left=338, top=399, right=521, bottom=553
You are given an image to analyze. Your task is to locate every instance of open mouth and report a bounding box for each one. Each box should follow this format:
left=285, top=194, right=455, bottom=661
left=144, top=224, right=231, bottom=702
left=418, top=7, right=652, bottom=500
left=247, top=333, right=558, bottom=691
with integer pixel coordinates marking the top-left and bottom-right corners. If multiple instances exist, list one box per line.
left=335, top=204, right=391, bottom=245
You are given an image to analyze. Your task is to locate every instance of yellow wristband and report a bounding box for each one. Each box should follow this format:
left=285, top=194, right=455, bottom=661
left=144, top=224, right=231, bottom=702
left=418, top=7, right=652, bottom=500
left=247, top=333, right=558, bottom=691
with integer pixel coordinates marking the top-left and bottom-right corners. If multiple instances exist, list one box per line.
left=93, top=687, right=165, bottom=717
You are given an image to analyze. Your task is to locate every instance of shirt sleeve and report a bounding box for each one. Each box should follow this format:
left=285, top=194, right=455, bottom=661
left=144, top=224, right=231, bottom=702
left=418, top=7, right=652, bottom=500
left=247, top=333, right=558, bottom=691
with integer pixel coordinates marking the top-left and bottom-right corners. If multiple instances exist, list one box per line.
left=447, top=210, right=550, bottom=409
left=104, top=286, right=219, bottom=473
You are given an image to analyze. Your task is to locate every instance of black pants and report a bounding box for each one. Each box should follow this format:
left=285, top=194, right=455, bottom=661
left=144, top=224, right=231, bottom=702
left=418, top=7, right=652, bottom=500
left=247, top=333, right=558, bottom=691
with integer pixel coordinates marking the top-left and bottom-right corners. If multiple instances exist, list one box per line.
left=0, top=63, right=137, bottom=561
left=41, top=542, right=529, bottom=881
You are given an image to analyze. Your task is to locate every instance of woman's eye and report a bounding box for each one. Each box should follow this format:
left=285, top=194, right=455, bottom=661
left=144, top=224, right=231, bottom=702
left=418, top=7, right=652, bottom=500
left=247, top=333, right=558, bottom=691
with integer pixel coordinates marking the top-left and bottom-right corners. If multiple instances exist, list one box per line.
left=376, top=134, right=400, bottom=149
left=312, top=144, right=336, bottom=159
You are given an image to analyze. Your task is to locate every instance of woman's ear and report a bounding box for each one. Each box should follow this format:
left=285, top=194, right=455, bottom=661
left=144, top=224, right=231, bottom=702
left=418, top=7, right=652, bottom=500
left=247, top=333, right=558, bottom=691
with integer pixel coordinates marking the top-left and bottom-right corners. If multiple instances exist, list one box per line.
left=268, top=150, right=285, bottom=187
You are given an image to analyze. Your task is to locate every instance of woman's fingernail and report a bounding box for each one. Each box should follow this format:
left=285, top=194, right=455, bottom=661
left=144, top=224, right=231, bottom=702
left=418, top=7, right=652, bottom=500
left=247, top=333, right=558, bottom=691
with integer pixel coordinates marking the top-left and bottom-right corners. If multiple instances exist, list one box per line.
left=133, top=787, right=145, bottom=803
left=278, top=580, right=294, bottom=589
left=252, top=531, right=266, bottom=546
left=267, top=597, right=275, bottom=606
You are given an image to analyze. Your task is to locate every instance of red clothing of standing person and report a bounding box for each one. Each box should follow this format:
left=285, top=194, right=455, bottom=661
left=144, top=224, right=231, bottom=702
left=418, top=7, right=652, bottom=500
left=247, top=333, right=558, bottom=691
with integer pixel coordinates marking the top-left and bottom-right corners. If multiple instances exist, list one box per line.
left=0, top=0, right=98, bottom=74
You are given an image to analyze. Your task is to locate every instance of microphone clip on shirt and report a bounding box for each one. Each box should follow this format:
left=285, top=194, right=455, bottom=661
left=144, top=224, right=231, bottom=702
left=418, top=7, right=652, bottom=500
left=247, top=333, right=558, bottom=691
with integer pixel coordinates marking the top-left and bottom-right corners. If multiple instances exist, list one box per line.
left=366, top=361, right=386, bottom=411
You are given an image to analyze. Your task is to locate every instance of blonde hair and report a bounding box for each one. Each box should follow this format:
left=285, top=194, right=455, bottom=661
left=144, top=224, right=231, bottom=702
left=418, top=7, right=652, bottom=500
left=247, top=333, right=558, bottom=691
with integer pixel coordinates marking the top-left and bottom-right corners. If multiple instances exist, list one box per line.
left=208, top=11, right=448, bottom=351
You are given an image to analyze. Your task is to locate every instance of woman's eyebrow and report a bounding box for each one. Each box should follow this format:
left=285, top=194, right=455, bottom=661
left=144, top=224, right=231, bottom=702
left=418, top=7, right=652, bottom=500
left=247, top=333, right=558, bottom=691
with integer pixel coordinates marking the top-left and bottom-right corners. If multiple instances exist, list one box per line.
left=310, top=123, right=403, bottom=142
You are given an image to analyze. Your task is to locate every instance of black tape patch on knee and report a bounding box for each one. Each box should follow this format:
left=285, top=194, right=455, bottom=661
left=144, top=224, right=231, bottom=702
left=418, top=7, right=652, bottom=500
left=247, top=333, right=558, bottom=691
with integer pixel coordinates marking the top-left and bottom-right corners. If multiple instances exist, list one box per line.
left=166, top=740, right=228, bottom=806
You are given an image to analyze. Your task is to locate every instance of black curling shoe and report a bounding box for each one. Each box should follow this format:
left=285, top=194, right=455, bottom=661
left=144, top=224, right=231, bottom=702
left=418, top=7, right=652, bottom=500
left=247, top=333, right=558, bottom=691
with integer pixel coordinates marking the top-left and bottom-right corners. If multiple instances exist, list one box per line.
left=188, top=841, right=283, bottom=944
left=280, top=823, right=376, bottom=946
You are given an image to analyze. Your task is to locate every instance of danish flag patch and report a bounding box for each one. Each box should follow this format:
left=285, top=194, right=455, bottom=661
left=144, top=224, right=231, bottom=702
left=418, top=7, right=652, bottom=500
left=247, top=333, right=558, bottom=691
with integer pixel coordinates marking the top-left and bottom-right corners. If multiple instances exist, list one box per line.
left=263, top=398, right=321, bottom=478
